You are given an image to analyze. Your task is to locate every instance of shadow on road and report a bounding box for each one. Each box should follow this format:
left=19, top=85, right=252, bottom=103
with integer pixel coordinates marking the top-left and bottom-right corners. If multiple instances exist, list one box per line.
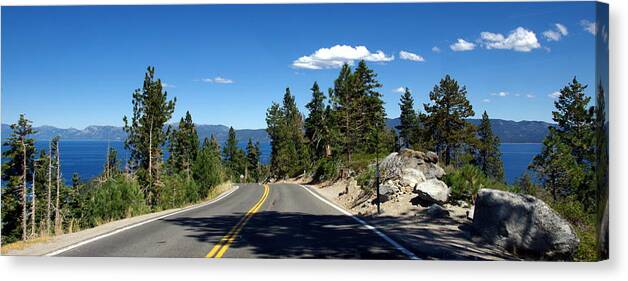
left=163, top=211, right=516, bottom=260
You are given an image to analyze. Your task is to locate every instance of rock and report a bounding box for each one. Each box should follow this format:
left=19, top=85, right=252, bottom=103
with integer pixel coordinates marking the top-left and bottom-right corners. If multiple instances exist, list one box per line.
left=378, top=184, right=397, bottom=203
left=466, top=207, right=474, bottom=220
left=426, top=151, right=439, bottom=163
left=472, top=189, right=579, bottom=260
left=425, top=203, right=450, bottom=218
left=419, top=163, right=445, bottom=180
left=414, top=179, right=450, bottom=204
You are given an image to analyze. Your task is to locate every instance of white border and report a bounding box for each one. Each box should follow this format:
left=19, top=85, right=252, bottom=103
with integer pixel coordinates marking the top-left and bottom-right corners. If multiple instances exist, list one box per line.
left=299, top=184, right=420, bottom=260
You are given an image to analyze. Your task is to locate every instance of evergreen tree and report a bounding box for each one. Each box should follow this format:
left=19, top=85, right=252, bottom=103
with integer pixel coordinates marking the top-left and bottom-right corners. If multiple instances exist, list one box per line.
left=104, top=147, right=120, bottom=179
left=266, top=88, right=309, bottom=178
left=422, top=75, right=475, bottom=166
left=123, top=66, right=176, bottom=206
left=396, top=87, right=419, bottom=148
left=246, top=138, right=261, bottom=182
left=354, top=60, right=386, bottom=153
left=475, top=111, right=504, bottom=181
left=531, top=77, right=596, bottom=209
left=222, top=127, right=246, bottom=181
left=193, top=136, right=224, bottom=197
left=1, top=114, right=36, bottom=242
left=329, top=63, right=360, bottom=162
left=168, top=111, right=199, bottom=181
left=304, top=82, right=329, bottom=161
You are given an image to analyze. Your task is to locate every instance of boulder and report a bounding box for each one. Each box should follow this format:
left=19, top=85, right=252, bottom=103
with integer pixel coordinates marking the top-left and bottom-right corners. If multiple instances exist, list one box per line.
left=378, top=184, right=397, bottom=203
left=472, top=189, right=579, bottom=260
left=414, top=179, right=450, bottom=204
left=425, top=204, right=450, bottom=218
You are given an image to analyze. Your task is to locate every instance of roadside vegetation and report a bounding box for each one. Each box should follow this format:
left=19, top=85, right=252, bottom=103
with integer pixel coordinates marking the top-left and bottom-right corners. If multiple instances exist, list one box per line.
left=263, top=61, right=605, bottom=261
left=1, top=64, right=606, bottom=261
left=1, top=67, right=256, bottom=246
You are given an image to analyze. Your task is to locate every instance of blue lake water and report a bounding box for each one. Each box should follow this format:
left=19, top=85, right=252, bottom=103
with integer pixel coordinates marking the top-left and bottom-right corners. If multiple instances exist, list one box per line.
left=4, top=141, right=540, bottom=185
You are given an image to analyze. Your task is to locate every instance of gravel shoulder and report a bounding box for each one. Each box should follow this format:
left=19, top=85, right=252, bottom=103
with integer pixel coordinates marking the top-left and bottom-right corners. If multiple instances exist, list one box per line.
left=307, top=180, right=518, bottom=261
left=1, top=184, right=237, bottom=256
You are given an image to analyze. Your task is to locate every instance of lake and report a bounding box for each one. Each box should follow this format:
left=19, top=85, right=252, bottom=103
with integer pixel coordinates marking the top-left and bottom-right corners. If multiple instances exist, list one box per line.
left=4, top=141, right=540, bottom=185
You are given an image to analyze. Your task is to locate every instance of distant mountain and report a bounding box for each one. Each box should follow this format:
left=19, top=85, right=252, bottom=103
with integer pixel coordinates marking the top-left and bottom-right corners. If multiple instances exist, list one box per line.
left=1, top=123, right=269, bottom=145
left=2, top=117, right=550, bottom=145
left=385, top=118, right=554, bottom=143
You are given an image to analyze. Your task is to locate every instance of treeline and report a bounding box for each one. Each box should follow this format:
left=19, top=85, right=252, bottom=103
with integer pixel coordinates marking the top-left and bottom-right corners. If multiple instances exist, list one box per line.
left=1, top=66, right=260, bottom=244
left=265, top=61, right=503, bottom=184
left=265, top=61, right=605, bottom=260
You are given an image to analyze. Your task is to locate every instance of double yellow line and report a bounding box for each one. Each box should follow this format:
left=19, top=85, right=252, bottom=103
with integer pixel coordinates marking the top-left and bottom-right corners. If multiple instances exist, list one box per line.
left=206, top=184, right=270, bottom=258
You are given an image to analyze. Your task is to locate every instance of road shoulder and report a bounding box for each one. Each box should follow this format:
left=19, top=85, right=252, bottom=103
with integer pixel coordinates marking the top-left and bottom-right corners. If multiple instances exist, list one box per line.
left=2, top=184, right=238, bottom=256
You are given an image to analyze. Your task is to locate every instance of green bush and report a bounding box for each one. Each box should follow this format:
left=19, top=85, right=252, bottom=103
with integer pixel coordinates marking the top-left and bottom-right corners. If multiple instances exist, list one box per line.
left=356, top=165, right=375, bottom=191
left=158, top=173, right=200, bottom=210
left=547, top=197, right=598, bottom=261
left=83, top=176, right=149, bottom=227
left=444, top=164, right=511, bottom=203
left=312, top=158, right=339, bottom=182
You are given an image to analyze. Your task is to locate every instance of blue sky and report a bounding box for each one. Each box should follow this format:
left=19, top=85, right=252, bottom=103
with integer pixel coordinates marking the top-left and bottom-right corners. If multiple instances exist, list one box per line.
left=1, top=2, right=607, bottom=130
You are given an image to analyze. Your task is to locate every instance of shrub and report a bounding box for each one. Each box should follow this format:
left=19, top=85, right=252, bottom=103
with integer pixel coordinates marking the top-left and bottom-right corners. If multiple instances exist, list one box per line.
left=312, top=158, right=339, bottom=182
left=356, top=165, right=375, bottom=191
left=547, top=197, right=598, bottom=261
left=83, top=176, right=149, bottom=227
left=158, top=173, right=200, bottom=210
left=444, top=164, right=512, bottom=203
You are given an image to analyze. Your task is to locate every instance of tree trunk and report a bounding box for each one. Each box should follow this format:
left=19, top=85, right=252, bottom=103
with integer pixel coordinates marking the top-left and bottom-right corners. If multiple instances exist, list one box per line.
left=54, top=141, right=61, bottom=235
left=148, top=120, right=153, bottom=206
left=47, top=142, right=52, bottom=235
left=31, top=164, right=36, bottom=237
left=21, top=139, right=27, bottom=241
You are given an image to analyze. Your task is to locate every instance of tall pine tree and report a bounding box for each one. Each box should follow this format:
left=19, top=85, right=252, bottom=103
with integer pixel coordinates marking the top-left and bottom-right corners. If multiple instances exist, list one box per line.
left=422, top=75, right=475, bottom=166
left=396, top=87, right=419, bottom=148
left=123, top=66, right=176, bottom=206
left=1, top=114, right=36, bottom=242
left=222, top=127, right=246, bottom=181
left=475, top=111, right=504, bottom=181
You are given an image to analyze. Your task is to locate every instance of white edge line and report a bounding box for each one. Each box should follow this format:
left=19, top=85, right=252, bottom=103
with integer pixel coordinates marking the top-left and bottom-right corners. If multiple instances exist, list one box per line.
left=298, top=184, right=420, bottom=260
left=45, top=185, right=240, bottom=256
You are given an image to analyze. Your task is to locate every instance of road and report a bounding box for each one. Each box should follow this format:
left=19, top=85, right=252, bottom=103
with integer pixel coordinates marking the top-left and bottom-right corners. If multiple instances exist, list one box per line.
left=56, top=183, right=415, bottom=259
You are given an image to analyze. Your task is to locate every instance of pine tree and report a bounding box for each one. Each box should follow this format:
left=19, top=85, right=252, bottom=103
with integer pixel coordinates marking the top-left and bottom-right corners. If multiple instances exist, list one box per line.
left=246, top=138, right=261, bottom=183
left=531, top=77, right=596, bottom=209
left=104, top=147, right=120, bottom=179
left=123, top=66, right=176, bottom=206
left=304, top=82, right=329, bottom=161
left=475, top=111, right=504, bottom=181
left=222, top=127, right=246, bottom=181
left=329, top=63, right=360, bottom=163
left=193, top=136, right=224, bottom=197
left=354, top=60, right=386, bottom=153
left=1, top=114, right=36, bottom=242
left=396, top=87, right=419, bottom=148
left=422, top=75, right=475, bottom=166
left=54, top=137, right=62, bottom=235
left=168, top=111, right=199, bottom=181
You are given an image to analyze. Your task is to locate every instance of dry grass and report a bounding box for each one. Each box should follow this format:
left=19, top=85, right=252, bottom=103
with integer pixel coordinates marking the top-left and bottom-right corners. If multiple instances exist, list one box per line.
left=1, top=236, right=52, bottom=255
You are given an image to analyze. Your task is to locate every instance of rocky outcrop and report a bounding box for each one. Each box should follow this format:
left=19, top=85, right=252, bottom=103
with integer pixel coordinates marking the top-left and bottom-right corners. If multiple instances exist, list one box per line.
left=379, top=148, right=449, bottom=204
left=425, top=204, right=450, bottom=218
left=472, top=189, right=579, bottom=260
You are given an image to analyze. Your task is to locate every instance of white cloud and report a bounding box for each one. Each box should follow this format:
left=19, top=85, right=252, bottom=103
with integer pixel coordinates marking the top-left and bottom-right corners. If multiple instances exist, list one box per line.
left=581, top=20, right=597, bottom=35
left=399, top=51, right=425, bottom=62
left=543, top=23, right=568, bottom=41
left=292, top=45, right=394, bottom=69
left=491, top=91, right=509, bottom=97
left=602, top=24, right=608, bottom=43
left=526, top=94, right=536, bottom=99
left=393, top=87, right=406, bottom=93
left=479, top=27, right=541, bottom=52
left=548, top=91, right=561, bottom=99
left=161, top=82, right=175, bottom=88
left=482, top=99, right=491, bottom=103
left=203, top=76, right=234, bottom=84
left=432, top=46, right=441, bottom=53
left=450, top=39, right=476, bottom=51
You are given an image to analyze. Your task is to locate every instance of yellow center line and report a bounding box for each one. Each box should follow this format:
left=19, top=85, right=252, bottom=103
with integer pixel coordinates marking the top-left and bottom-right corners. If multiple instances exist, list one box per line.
left=206, top=184, right=270, bottom=258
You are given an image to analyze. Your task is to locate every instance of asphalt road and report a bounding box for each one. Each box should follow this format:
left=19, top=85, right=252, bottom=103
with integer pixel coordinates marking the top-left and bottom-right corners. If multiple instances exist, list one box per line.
left=57, top=183, right=413, bottom=259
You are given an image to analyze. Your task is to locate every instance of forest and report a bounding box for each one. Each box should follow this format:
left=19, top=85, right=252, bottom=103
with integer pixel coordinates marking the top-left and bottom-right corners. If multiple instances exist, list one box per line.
left=1, top=64, right=606, bottom=261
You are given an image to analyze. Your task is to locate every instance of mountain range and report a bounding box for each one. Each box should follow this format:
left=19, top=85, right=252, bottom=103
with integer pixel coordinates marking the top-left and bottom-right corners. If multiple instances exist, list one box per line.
left=2, top=118, right=553, bottom=144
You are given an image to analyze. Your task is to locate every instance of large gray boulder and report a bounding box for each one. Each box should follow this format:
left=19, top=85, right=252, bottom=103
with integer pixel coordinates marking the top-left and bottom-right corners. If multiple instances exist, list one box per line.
left=378, top=148, right=449, bottom=203
left=415, top=179, right=450, bottom=204
left=472, top=189, right=579, bottom=260
left=378, top=184, right=398, bottom=203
